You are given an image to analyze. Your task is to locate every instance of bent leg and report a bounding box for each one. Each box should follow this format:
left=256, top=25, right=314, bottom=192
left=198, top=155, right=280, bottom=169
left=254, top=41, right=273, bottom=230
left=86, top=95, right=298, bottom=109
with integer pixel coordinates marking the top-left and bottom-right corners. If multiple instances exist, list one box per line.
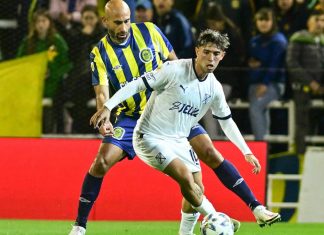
left=163, top=158, right=216, bottom=216
left=190, top=134, right=260, bottom=211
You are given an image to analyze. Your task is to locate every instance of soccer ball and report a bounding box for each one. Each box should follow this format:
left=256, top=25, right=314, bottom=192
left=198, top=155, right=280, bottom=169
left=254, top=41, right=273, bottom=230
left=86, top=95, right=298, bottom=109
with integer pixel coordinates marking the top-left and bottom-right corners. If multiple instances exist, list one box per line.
left=200, top=212, right=234, bottom=235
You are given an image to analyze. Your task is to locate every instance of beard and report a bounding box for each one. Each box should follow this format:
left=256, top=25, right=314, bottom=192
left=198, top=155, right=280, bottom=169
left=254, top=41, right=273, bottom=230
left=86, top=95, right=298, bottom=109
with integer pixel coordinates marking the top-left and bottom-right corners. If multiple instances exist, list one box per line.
left=107, top=29, right=129, bottom=44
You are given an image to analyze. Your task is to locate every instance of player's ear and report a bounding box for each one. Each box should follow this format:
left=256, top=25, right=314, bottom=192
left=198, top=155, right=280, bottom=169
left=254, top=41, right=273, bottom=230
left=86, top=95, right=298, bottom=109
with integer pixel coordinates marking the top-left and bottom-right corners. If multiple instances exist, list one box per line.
left=195, top=47, right=199, bottom=57
left=101, top=16, right=107, bottom=27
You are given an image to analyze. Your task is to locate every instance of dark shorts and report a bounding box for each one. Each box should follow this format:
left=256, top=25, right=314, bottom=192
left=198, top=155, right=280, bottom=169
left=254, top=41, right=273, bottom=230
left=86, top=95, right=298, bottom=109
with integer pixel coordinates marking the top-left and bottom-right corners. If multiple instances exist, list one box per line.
left=103, top=116, right=207, bottom=160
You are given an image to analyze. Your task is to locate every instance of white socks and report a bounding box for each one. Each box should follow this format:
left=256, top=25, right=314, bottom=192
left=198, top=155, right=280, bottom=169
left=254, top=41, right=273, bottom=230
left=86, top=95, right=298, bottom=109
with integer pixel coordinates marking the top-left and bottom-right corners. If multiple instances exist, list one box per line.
left=179, top=211, right=200, bottom=235
left=192, top=196, right=216, bottom=216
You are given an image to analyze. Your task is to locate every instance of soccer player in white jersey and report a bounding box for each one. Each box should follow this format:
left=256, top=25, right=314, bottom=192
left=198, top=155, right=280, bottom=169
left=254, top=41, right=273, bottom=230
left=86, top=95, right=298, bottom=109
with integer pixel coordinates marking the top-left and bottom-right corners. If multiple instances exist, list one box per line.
left=91, top=29, right=281, bottom=234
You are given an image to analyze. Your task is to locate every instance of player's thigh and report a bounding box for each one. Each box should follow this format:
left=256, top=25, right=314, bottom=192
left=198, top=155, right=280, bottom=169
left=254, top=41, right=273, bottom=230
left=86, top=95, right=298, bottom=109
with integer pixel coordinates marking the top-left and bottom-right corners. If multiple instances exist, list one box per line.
left=189, top=129, right=224, bottom=168
left=98, top=142, right=125, bottom=165
left=90, top=143, right=125, bottom=176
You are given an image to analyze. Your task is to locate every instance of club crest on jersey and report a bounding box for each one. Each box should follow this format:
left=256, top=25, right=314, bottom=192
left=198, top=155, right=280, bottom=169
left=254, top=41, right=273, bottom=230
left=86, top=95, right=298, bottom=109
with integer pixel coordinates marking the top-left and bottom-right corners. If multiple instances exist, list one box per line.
left=202, top=93, right=211, bottom=104
left=155, top=152, right=166, bottom=164
left=112, top=127, right=125, bottom=140
left=139, top=48, right=153, bottom=63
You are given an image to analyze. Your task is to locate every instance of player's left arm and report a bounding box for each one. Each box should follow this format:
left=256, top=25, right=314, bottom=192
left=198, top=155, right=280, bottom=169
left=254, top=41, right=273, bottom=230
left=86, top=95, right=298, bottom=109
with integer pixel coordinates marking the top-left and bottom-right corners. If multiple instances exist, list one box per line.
left=211, top=82, right=261, bottom=174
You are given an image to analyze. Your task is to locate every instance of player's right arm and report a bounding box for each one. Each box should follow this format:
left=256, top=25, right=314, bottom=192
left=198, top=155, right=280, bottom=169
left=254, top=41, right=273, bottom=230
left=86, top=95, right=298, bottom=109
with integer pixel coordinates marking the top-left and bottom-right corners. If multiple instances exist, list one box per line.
left=90, top=62, right=175, bottom=128
left=90, top=46, right=110, bottom=111
left=94, top=85, right=109, bottom=110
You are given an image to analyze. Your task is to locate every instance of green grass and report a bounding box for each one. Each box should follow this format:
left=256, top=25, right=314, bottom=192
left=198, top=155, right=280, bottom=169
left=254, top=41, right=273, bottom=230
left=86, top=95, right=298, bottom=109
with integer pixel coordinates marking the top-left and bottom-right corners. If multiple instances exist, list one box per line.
left=0, top=220, right=323, bottom=235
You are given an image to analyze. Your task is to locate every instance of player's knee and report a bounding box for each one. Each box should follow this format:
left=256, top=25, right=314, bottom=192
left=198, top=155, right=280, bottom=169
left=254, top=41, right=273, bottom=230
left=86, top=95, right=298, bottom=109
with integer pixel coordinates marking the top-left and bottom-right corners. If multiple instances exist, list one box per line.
left=91, top=153, right=116, bottom=176
left=200, top=146, right=224, bottom=168
left=178, top=171, right=195, bottom=188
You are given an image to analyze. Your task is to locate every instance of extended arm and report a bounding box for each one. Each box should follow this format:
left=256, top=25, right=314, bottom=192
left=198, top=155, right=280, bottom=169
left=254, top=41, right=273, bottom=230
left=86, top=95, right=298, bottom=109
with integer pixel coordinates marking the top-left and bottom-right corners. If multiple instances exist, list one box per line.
left=90, top=76, right=148, bottom=129
left=219, top=118, right=261, bottom=174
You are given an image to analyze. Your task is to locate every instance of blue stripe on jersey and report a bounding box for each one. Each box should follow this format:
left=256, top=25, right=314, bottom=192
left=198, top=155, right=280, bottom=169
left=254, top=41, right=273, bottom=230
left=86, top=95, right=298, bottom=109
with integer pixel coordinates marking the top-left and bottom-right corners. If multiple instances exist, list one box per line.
left=213, top=114, right=232, bottom=120
left=98, top=39, right=131, bottom=113
left=90, top=52, right=99, bottom=85
left=115, top=43, right=142, bottom=114
left=153, top=24, right=174, bottom=55
left=136, top=23, right=158, bottom=69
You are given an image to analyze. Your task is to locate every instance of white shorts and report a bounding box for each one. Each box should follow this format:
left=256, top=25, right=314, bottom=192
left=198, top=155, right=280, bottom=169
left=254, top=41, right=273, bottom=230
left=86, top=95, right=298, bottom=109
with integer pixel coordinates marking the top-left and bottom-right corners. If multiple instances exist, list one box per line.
left=133, top=132, right=201, bottom=172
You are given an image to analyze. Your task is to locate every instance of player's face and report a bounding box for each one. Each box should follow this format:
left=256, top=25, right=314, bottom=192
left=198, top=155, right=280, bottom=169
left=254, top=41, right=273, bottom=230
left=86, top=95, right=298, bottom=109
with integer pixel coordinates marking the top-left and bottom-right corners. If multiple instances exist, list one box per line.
left=35, top=15, right=50, bottom=37
left=195, top=43, right=225, bottom=75
left=102, top=8, right=131, bottom=44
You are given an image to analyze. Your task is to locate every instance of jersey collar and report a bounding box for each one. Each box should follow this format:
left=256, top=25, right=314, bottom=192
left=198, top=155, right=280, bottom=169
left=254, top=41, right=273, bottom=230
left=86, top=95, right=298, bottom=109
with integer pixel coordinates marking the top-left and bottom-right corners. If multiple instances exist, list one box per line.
left=192, top=58, right=208, bottom=82
left=106, top=28, right=132, bottom=48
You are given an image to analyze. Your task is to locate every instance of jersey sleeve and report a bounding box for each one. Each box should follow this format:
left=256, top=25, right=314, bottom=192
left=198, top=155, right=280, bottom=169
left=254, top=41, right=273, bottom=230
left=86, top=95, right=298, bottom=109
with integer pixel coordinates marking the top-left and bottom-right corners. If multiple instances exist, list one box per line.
left=90, top=46, right=108, bottom=86
left=141, top=61, right=177, bottom=91
left=210, top=81, right=231, bottom=119
left=150, top=23, right=173, bottom=60
left=104, top=78, right=147, bottom=111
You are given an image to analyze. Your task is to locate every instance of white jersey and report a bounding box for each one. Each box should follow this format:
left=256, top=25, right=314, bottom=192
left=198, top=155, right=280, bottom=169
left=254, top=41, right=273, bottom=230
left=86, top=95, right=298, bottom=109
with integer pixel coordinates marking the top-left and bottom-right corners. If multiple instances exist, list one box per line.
left=135, top=59, right=230, bottom=139
left=105, top=58, right=252, bottom=155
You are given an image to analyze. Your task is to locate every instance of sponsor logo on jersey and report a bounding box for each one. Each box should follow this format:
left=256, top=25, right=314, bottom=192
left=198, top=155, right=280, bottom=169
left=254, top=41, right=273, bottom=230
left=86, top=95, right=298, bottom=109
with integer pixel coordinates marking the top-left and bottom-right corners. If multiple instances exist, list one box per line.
left=112, top=127, right=125, bottom=140
left=169, top=101, right=199, bottom=117
left=112, top=64, right=122, bottom=71
left=155, top=152, right=166, bottom=164
left=180, top=85, right=188, bottom=93
left=139, top=48, right=153, bottom=63
left=202, top=93, right=211, bottom=104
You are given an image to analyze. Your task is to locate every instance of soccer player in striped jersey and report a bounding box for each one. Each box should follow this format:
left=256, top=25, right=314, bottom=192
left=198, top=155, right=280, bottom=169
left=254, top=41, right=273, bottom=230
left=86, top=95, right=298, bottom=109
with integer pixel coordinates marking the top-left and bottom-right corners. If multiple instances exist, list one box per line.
left=69, top=1, right=280, bottom=235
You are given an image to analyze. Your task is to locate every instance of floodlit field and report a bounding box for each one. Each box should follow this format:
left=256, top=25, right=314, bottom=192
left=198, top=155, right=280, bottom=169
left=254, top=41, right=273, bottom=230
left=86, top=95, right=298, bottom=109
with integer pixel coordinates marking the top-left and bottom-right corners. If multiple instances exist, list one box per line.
left=0, top=220, right=324, bottom=235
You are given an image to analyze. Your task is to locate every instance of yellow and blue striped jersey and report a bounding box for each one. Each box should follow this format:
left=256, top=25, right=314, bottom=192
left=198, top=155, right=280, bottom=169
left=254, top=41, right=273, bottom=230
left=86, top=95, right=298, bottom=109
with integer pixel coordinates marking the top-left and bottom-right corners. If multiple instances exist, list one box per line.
left=90, top=22, right=173, bottom=118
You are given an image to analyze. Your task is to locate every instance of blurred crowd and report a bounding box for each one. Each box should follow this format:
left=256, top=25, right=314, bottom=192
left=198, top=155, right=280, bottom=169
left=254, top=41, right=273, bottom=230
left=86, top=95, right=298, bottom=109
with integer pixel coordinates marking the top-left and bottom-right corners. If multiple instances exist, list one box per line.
left=0, top=0, right=323, bottom=154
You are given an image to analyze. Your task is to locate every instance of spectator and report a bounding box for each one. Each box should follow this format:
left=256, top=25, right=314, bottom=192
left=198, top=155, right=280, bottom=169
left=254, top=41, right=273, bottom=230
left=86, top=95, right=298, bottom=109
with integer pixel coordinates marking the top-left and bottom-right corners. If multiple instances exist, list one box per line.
left=195, top=0, right=255, bottom=49
left=49, top=0, right=97, bottom=35
left=286, top=10, right=324, bottom=155
left=314, top=0, right=324, bottom=11
left=66, top=4, right=106, bottom=133
left=153, top=0, right=195, bottom=58
left=247, top=8, right=288, bottom=141
left=272, top=0, right=310, bottom=40
left=199, top=3, right=246, bottom=139
left=16, top=9, right=72, bottom=133
left=135, top=0, right=153, bottom=23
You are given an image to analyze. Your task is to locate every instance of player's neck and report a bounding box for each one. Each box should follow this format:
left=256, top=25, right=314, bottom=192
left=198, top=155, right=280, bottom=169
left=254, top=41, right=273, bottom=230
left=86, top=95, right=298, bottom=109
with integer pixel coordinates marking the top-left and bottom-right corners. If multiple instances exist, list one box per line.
left=193, top=58, right=208, bottom=81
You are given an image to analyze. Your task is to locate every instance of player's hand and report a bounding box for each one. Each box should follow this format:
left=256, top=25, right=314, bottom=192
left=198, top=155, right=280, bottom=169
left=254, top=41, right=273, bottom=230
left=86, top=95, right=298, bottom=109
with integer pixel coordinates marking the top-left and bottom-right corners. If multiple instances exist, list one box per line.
left=90, top=106, right=111, bottom=129
left=99, top=122, right=114, bottom=136
left=244, top=154, right=261, bottom=174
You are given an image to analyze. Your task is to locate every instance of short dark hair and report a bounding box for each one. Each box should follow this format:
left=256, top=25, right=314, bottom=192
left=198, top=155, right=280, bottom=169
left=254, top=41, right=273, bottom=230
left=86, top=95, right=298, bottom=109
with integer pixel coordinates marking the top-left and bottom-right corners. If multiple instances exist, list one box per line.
left=196, top=29, right=230, bottom=51
left=254, top=8, right=277, bottom=35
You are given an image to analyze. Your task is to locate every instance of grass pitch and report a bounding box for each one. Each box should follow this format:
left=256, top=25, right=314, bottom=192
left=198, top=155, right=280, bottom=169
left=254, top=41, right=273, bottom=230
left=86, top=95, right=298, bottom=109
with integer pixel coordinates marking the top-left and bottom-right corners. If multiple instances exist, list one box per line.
left=0, top=220, right=323, bottom=235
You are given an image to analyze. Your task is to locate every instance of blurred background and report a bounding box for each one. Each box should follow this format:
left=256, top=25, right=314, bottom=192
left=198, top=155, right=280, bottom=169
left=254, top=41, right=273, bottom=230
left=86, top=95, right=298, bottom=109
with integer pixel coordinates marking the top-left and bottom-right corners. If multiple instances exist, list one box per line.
left=0, top=0, right=324, bottom=224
